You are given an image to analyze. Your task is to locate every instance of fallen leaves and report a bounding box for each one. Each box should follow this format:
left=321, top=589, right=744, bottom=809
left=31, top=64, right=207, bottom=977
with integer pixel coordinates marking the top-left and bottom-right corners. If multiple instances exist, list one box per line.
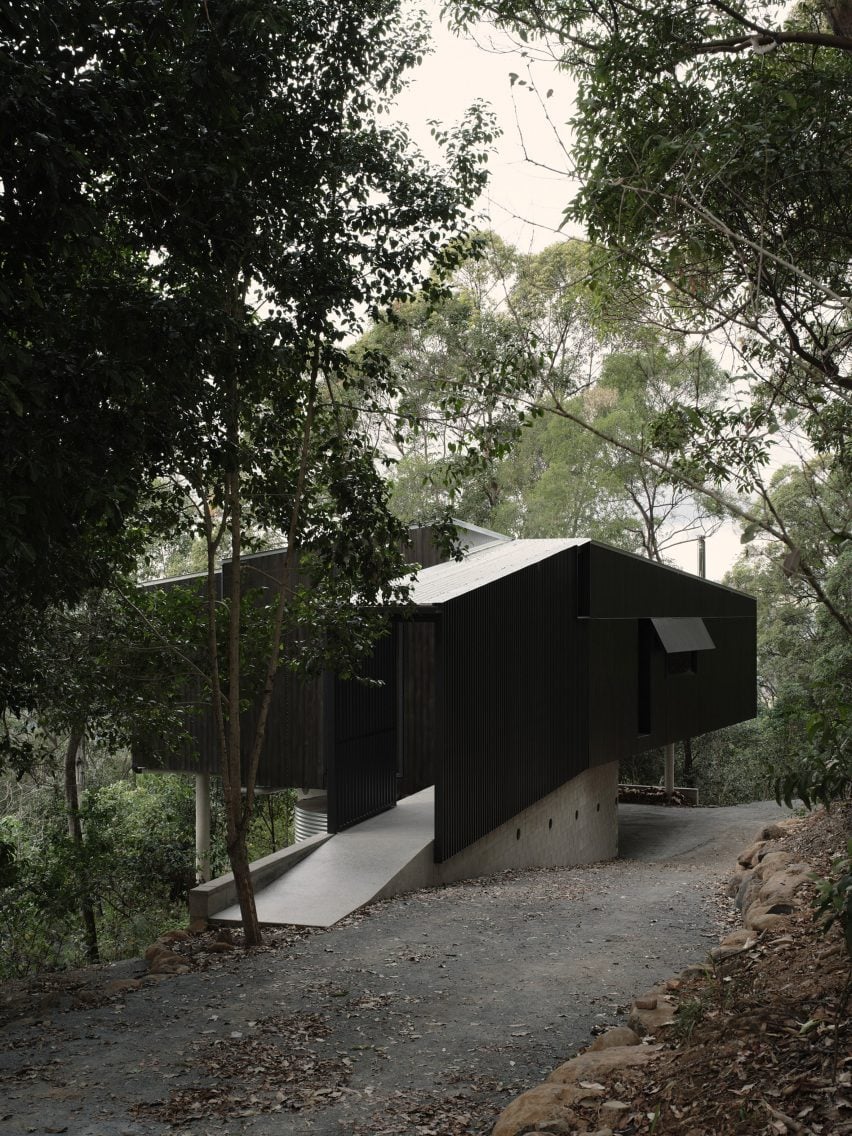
left=132, top=1010, right=353, bottom=1125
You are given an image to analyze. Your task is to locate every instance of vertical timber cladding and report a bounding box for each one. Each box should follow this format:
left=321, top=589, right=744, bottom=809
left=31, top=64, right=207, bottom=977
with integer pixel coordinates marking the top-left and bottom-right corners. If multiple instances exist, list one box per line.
left=435, top=547, right=583, bottom=862
left=222, top=549, right=325, bottom=790
left=397, top=618, right=438, bottom=799
left=326, top=629, right=398, bottom=832
left=579, top=542, right=757, bottom=757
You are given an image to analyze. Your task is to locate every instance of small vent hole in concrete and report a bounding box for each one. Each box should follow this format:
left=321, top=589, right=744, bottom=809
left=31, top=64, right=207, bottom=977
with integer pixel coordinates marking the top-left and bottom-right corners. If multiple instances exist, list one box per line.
left=548, top=817, right=553, bottom=829
left=516, top=828, right=521, bottom=840
left=574, top=809, right=579, bottom=820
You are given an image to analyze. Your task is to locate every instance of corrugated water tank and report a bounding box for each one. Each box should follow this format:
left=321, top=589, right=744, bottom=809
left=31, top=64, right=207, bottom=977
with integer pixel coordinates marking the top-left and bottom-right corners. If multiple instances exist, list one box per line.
left=294, top=795, right=328, bottom=841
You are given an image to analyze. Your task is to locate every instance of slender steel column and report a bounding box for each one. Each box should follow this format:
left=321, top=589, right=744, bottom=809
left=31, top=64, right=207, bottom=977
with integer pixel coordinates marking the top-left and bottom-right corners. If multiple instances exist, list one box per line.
left=195, top=773, right=211, bottom=883
left=664, top=743, right=676, bottom=801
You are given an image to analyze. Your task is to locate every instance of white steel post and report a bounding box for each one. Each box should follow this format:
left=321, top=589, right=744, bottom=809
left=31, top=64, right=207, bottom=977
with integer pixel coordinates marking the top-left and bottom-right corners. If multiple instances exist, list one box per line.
left=195, top=773, right=211, bottom=883
left=664, top=743, right=675, bottom=801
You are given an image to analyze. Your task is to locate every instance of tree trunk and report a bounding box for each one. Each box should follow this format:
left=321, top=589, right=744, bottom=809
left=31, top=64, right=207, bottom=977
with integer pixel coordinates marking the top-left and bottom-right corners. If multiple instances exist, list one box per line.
left=683, top=737, right=695, bottom=785
left=64, top=727, right=99, bottom=963
left=227, top=827, right=260, bottom=944
left=222, top=343, right=264, bottom=947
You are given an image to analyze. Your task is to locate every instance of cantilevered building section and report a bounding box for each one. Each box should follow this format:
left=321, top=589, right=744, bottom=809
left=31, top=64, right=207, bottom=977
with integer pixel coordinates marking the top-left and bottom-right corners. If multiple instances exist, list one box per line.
left=139, top=531, right=756, bottom=891
left=401, top=538, right=755, bottom=861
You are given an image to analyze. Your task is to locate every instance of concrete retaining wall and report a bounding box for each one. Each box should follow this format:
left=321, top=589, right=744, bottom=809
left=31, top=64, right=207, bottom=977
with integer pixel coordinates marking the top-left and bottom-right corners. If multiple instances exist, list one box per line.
left=376, top=760, right=619, bottom=901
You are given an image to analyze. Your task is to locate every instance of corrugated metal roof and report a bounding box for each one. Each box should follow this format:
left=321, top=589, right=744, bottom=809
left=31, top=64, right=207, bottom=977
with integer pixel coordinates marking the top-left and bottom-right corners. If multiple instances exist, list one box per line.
left=405, top=539, right=586, bottom=605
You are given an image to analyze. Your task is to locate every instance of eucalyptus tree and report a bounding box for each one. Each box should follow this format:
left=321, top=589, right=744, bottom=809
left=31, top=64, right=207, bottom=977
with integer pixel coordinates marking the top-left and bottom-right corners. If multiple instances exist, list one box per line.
left=512, top=337, right=726, bottom=560
left=362, top=236, right=723, bottom=560
left=727, top=460, right=851, bottom=805
left=359, top=236, right=613, bottom=525
left=447, top=0, right=852, bottom=634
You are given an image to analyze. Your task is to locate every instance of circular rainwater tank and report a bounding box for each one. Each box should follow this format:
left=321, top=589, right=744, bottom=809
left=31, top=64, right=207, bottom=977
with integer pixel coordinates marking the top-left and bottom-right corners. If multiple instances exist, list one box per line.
left=294, top=795, right=328, bottom=842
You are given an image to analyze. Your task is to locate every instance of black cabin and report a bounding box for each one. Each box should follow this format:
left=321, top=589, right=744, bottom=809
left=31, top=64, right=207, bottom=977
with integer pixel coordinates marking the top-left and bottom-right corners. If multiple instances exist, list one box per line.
left=141, top=534, right=756, bottom=863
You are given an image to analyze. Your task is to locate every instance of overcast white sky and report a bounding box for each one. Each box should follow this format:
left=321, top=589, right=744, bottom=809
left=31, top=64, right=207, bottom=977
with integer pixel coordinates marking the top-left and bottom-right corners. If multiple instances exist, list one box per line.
left=391, top=5, right=746, bottom=580
left=394, top=5, right=580, bottom=253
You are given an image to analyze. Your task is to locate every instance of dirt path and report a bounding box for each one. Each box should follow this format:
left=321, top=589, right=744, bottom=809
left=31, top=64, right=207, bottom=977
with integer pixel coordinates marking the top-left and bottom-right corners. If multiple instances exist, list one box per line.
left=0, top=801, right=792, bottom=1136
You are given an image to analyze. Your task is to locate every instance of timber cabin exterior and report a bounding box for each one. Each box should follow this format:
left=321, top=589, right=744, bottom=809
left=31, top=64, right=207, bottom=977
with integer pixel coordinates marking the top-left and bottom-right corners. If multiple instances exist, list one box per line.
left=140, top=530, right=757, bottom=865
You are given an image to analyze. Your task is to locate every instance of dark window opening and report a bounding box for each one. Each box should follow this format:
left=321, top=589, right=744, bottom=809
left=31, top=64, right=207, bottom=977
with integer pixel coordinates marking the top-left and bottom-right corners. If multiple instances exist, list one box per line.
left=667, top=650, right=698, bottom=676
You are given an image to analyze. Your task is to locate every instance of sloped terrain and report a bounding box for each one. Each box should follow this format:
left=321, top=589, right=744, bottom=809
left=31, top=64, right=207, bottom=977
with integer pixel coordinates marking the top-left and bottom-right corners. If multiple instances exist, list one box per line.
left=2, top=799, right=835, bottom=1136
left=492, top=803, right=851, bottom=1136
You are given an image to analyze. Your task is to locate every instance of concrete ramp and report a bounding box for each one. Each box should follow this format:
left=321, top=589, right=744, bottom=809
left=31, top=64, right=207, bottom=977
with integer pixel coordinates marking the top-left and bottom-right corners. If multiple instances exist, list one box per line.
left=212, top=787, right=435, bottom=928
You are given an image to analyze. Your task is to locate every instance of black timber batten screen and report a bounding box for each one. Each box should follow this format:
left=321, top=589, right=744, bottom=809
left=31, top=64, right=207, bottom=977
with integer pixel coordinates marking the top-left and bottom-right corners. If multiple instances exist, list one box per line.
left=137, top=534, right=757, bottom=864
left=409, top=539, right=756, bottom=862
left=326, top=631, right=398, bottom=831
left=429, top=544, right=586, bottom=862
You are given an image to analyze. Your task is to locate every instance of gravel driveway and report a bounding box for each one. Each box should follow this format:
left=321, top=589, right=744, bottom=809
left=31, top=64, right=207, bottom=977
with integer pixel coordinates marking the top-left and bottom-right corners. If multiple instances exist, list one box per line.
left=0, top=800, right=793, bottom=1136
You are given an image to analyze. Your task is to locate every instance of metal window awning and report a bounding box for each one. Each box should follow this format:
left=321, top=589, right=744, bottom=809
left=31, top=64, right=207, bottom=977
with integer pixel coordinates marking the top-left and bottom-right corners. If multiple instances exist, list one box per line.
left=651, top=617, right=715, bottom=653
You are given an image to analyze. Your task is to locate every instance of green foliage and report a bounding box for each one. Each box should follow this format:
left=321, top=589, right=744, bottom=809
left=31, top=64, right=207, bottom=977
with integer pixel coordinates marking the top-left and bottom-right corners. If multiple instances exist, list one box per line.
left=245, top=791, right=296, bottom=862
left=448, top=0, right=852, bottom=636
left=362, top=235, right=725, bottom=559
left=2, top=1, right=498, bottom=946
left=0, top=3, right=211, bottom=626
left=620, top=724, right=771, bottom=806
left=0, top=773, right=206, bottom=978
left=0, top=587, right=202, bottom=778
left=726, top=465, right=851, bottom=808
left=1, top=0, right=495, bottom=731
left=813, top=840, right=852, bottom=958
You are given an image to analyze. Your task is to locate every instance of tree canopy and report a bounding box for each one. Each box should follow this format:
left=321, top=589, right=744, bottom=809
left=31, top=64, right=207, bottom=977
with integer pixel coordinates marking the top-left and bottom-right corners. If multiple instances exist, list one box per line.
left=2, top=0, right=495, bottom=941
left=358, top=234, right=725, bottom=561
left=445, top=0, right=851, bottom=630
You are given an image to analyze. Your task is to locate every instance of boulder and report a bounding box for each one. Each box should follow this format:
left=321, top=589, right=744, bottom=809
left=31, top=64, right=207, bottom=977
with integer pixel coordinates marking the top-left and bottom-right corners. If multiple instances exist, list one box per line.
left=628, top=996, right=676, bottom=1035
left=719, top=928, right=755, bottom=949
left=528, top=1119, right=576, bottom=1135
left=158, top=929, right=190, bottom=944
left=727, top=869, right=746, bottom=897
left=737, top=840, right=767, bottom=869
left=748, top=911, right=789, bottom=934
left=627, top=1004, right=672, bottom=1040
left=147, top=949, right=191, bottom=975
left=491, top=1083, right=582, bottom=1136
left=735, top=872, right=763, bottom=914
left=149, top=957, right=191, bottom=976
left=547, top=1044, right=662, bottom=1085
left=752, top=851, right=789, bottom=881
left=758, top=823, right=786, bottom=841
left=757, top=870, right=811, bottom=908
left=744, top=902, right=793, bottom=933
left=710, top=943, right=748, bottom=962
left=600, top=1100, right=630, bottom=1115
left=202, top=940, right=236, bottom=953
left=588, top=1027, right=641, bottom=1051
left=188, top=918, right=208, bottom=934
